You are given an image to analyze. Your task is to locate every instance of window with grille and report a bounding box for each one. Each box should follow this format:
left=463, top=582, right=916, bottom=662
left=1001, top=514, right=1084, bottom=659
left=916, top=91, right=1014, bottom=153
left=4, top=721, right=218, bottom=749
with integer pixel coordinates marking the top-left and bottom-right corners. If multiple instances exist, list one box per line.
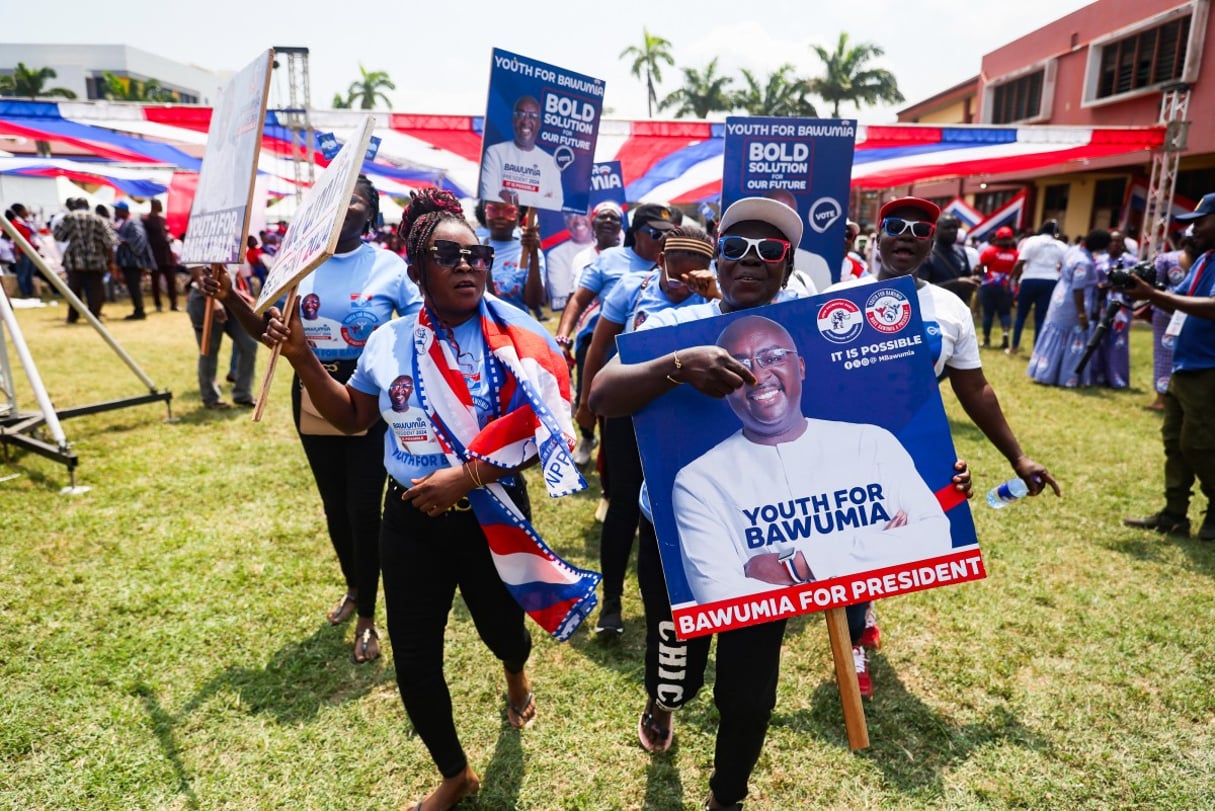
left=1096, top=15, right=1190, bottom=99
left=991, top=71, right=1045, bottom=124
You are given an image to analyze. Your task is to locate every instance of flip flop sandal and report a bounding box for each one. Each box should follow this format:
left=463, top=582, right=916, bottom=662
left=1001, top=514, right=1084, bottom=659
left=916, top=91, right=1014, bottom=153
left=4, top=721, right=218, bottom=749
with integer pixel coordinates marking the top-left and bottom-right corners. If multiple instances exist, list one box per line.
left=327, top=593, right=357, bottom=626
left=351, top=627, right=380, bottom=664
left=638, top=700, right=674, bottom=752
left=506, top=691, right=536, bottom=729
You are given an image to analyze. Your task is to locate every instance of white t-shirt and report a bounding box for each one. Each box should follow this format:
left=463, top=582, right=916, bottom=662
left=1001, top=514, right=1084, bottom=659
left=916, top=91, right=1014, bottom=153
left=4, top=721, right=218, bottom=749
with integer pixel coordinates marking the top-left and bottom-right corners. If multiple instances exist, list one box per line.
left=828, top=276, right=981, bottom=377
left=672, top=419, right=953, bottom=605
left=479, top=141, right=564, bottom=210
left=1017, top=234, right=1067, bottom=282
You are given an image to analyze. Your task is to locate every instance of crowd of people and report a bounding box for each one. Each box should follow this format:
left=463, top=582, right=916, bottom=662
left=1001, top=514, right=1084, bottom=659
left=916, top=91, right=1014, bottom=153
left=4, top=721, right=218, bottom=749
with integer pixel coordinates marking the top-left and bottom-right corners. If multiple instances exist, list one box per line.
left=5, top=180, right=1212, bottom=810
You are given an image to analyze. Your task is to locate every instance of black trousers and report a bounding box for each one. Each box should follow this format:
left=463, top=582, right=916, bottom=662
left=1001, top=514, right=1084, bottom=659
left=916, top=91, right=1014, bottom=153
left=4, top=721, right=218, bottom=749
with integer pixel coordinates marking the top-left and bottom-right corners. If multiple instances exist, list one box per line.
left=599, top=415, right=645, bottom=600
left=638, top=517, right=786, bottom=806
left=149, top=265, right=178, bottom=310
left=66, top=269, right=105, bottom=320
left=121, top=265, right=145, bottom=315
left=381, top=477, right=533, bottom=778
left=292, top=374, right=386, bottom=620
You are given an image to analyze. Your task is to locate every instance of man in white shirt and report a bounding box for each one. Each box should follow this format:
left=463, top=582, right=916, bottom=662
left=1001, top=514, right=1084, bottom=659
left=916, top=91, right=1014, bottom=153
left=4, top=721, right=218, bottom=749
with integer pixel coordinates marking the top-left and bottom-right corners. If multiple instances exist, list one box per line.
left=479, top=96, right=565, bottom=210
left=1008, top=220, right=1066, bottom=355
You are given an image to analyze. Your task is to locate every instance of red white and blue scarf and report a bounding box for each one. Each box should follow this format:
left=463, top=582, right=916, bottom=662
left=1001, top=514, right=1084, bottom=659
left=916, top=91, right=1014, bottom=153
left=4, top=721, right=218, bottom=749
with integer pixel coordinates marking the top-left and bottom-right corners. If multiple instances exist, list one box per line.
left=412, top=296, right=599, bottom=641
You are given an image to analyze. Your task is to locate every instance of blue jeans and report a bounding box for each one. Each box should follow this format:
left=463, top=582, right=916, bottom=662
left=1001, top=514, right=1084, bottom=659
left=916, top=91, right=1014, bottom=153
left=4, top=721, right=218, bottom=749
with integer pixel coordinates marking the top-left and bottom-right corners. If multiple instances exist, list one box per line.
left=13, top=254, right=36, bottom=297
left=1012, top=278, right=1057, bottom=350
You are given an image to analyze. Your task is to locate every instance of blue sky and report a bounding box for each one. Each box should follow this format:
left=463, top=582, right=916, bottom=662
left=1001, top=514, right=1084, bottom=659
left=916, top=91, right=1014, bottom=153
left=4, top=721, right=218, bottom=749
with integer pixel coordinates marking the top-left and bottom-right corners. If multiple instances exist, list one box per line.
left=5, top=0, right=1094, bottom=123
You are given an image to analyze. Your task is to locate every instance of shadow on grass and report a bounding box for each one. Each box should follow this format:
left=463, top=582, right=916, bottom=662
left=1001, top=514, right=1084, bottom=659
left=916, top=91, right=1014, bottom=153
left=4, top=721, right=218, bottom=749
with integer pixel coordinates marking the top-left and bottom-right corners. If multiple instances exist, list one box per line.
left=132, top=625, right=392, bottom=807
left=1100, top=531, right=1215, bottom=579
left=473, top=720, right=526, bottom=809
left=781, top=653, right=1047, bottom=796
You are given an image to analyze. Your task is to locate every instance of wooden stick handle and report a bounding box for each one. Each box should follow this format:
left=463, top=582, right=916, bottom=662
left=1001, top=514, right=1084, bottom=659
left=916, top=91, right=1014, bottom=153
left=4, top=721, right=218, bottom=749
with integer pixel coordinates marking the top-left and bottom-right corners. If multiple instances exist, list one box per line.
left=519, top=207, right=538, bottom=270
left=251, top=287, right=298, bottom=423
left=199, top=264, right=221, bottom=357
left=825, top=606, right=869, bottom=751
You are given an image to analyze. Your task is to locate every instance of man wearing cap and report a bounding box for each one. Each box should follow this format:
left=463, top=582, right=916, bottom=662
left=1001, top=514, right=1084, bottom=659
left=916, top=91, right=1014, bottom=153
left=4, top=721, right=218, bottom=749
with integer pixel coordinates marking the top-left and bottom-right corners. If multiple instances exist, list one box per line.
left=917, top=212, right=979, bottom=305
left=976, top=226, right=1019, bottom=349
left=556, top=203, right=672, bottom=466
left=830, top=196, right=1058, bottom=696
left=112, top=202, right=156, bottom=320
left=1008, top=220, right=1066, bottom=355
left=1123, top=192, right=1215, bottom=541
left=479, top=95, right=564, bottom=210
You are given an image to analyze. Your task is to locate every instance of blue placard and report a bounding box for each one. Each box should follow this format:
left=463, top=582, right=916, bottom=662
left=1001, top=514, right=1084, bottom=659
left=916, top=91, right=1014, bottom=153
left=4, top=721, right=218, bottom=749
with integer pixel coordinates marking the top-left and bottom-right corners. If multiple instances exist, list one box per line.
left=479, top=49, right=605, bottom=214
left=721, top=117, right=857, bottom=290
left=617, top=276, right=981, bottom=640
left=317, top=132, right=382, bottom=162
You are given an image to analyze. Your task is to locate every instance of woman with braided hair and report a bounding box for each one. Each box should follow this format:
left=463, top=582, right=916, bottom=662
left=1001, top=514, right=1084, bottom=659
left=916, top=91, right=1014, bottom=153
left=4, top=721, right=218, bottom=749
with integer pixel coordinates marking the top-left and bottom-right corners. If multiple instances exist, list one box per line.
left=204, top=175, right=420, bottom=665
left=264, top=187, right=594, bottom=811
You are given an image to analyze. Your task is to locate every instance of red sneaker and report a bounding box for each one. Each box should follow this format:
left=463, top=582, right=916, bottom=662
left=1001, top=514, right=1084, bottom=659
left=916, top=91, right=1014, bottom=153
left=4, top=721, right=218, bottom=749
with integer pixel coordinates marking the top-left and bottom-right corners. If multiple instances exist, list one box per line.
left=859, top=605, right=881, bottom=650
left=852, top=645, right=872, bottom=699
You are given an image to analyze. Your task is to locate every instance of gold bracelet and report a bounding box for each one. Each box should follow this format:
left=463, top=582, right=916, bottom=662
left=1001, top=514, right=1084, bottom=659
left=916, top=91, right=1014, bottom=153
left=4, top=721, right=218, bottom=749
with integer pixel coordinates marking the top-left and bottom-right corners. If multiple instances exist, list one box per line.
left=667, top=349, right=684, bottom=385
left=464, top=461, right=484, bottom=489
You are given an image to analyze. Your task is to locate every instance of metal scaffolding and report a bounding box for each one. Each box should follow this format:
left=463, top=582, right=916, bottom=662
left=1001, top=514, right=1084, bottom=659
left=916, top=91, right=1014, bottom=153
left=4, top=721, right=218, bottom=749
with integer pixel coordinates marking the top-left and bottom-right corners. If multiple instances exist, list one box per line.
left=1141, top=82, right=1192, bottom=260
left=271, top=46, right=315, bottom=202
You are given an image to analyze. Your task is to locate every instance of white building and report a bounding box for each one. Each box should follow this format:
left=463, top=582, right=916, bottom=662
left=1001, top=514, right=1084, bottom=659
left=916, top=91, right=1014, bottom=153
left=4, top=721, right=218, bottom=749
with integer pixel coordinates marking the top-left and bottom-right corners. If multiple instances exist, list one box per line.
left=0, top=43, right=223, bottom=104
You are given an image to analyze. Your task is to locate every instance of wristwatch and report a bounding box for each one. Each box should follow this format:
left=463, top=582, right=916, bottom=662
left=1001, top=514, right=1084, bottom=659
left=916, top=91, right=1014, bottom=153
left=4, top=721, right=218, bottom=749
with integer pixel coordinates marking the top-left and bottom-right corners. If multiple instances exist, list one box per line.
left=778, top=548, right=808, bottom=584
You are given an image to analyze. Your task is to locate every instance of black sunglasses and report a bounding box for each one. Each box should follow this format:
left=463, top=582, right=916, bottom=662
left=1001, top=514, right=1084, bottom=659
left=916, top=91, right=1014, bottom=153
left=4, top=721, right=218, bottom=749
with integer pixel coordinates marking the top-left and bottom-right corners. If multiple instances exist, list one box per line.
left=428, top=239, right=494, bottom=270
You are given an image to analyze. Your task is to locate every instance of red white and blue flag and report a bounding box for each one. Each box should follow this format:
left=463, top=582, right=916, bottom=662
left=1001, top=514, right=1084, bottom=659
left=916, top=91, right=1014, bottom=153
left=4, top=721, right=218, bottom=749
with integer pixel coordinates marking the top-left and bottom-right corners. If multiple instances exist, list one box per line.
left=412, top=296, right=598, bottom=642
left=968, top=190, right=1028, bottom=244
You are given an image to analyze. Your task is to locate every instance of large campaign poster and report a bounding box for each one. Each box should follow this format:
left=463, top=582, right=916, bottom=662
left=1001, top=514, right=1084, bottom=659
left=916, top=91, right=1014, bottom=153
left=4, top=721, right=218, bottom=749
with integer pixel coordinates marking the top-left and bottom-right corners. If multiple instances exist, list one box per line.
left=721, top=117, right=857, bottom=291
left=180, top=49, right=273, bottom=265
left=253, top=116, right=375, bottom=314
left=618, top=276, right=982, bottom=640
left=478, top=49, right=604, bottom=215
left=539, top=161, right=626, bottom=308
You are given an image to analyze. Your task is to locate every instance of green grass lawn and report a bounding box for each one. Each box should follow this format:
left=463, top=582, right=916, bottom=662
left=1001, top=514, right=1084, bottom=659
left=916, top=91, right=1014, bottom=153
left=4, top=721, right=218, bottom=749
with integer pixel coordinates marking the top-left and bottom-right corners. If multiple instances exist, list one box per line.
left=2, top=300, right=1212, bottom=810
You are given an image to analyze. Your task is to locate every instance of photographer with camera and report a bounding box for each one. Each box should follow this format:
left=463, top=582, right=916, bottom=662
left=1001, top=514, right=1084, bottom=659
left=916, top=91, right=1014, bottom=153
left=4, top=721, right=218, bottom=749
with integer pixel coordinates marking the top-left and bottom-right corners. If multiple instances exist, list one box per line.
left=1123, top=194, right=1215, bottom=541
left=1088, top=231, right=1139, bottom=388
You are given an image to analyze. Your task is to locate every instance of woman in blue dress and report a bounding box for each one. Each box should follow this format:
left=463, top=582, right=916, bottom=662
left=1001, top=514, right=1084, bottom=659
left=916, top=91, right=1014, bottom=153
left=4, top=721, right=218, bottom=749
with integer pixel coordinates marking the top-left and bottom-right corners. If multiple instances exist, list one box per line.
left=1028, top=229, right=1111, bottom=387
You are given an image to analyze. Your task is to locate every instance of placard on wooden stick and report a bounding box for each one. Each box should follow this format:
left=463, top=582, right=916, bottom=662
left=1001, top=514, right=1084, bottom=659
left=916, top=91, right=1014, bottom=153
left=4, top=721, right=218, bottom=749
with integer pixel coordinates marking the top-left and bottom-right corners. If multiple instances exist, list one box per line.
left=250, top=115, right=376, bottom=422
left=179, top=49, right=274, bottom=354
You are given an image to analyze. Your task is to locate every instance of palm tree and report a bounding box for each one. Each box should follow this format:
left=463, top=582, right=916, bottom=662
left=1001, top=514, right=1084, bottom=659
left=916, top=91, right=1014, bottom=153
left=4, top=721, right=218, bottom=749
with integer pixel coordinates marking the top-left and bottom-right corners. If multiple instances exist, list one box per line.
left=660, top=59, right=734, bottom=119
left=345, top=65, right=395, bottom=110
left=331, top=92, right=352, bottom=109
left=733, top=65, right=818, bottom=117
left=809, top=32, right=904, bottom=117
left=620, top=28, right=675, bottom=118
left=101, top=72, right=175, bottom=102
left=0, top=62, right=77, bottom=99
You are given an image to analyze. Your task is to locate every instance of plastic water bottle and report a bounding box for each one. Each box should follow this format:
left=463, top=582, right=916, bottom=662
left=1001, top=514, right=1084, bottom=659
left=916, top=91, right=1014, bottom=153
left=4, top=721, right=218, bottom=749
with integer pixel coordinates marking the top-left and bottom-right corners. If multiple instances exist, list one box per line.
left=986, top=476, right=1029, bottom=509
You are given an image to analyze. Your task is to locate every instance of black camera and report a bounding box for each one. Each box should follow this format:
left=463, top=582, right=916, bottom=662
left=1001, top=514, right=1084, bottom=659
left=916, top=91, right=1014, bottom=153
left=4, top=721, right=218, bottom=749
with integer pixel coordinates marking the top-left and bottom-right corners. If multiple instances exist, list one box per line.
left=1107, top=259, right=1158, bottom=291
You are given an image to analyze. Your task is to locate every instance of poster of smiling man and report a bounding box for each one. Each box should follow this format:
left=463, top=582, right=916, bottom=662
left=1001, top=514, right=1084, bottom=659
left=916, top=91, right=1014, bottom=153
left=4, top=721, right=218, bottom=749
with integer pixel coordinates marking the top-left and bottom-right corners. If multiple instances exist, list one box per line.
left=722, top=116, right=857, bottom=291
left=478, top=49, right=604, bottom=214
left=618, top=276, right=981, bottom=640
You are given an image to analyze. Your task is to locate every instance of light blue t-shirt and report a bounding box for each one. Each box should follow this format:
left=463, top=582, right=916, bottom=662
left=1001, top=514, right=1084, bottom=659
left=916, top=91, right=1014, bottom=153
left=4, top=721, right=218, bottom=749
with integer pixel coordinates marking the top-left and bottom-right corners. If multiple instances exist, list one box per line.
left=486, top=236, right=546, bottom=313
left=348, top=315, right=498, bottom=485
left=575, top=245, right=655, bottom=340
left=296, top=244, right=422, bottom=362
left=600, top=268, right=710, bottom=335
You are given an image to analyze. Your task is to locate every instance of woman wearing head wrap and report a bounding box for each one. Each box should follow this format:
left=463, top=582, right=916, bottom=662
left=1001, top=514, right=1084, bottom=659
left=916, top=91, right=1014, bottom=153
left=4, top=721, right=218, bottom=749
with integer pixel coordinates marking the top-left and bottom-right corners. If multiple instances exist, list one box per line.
left=264, top=187, right=596, bottom=811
